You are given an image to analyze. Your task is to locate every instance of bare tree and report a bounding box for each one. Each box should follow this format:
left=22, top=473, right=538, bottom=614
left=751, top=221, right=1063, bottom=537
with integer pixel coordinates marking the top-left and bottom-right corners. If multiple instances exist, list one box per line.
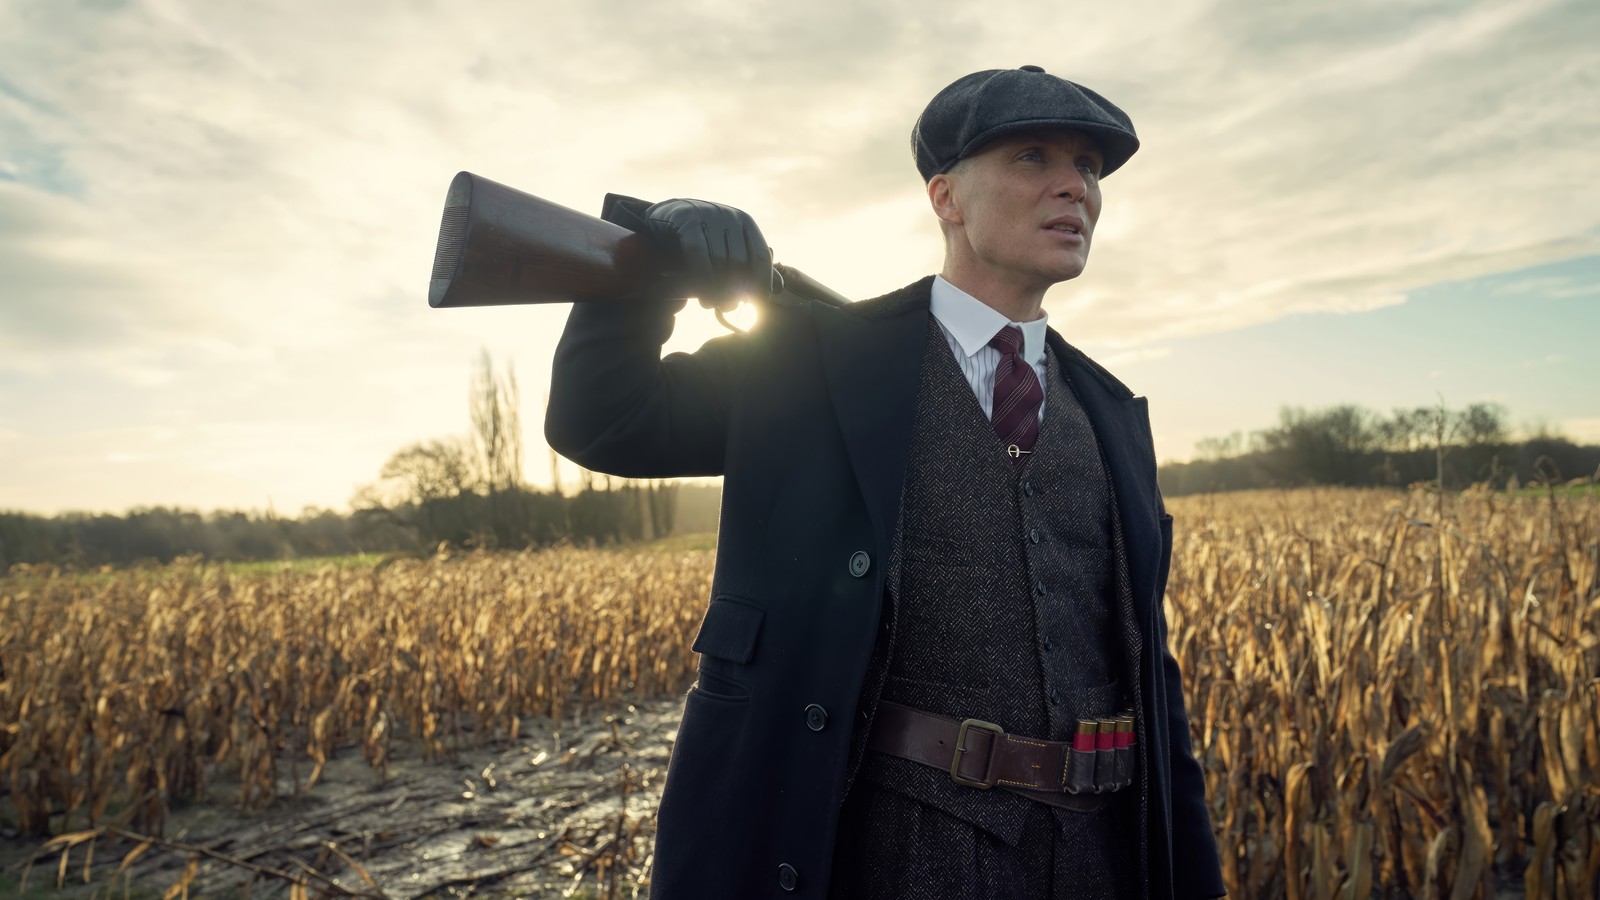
left=471, top=349, right=524, bottom=496
left=1456, top=402, right=1508, bottom=446
left=380, top=438, right=479, bottom=504
left=359, top=437, right=482, bottom=549
left=470, top=349, right=525, bottom=546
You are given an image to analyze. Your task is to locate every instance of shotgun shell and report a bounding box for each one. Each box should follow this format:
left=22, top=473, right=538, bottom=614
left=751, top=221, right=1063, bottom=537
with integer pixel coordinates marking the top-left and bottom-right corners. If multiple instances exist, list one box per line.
left=1093, top=718, right=1117, bottom=793
left=1114, top=714, right=1134, bottom=789
left=1067, top=719, right=1098, bottom=794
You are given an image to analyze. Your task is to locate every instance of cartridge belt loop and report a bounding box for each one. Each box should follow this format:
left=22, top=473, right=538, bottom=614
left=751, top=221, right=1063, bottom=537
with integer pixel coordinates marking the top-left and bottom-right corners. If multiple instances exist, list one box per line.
left=865, top=700, right=1136, bottom=813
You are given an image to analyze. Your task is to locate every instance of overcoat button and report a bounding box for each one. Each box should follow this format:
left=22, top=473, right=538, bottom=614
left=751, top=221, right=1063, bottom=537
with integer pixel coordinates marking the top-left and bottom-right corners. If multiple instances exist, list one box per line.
left=778, top=863, right=800, bottom=891
left=1028, top=528, right=1041, bottom=544
left=805, top=704, right=828, bottom=731
left=848, top=550, right=871, bottom=577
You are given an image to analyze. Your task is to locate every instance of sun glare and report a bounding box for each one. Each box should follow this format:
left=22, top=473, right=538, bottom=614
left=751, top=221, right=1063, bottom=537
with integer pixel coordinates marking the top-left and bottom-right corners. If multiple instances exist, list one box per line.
left=686, top=297, right=762, bottom=334
left=725, top=298, right=761, bottom=331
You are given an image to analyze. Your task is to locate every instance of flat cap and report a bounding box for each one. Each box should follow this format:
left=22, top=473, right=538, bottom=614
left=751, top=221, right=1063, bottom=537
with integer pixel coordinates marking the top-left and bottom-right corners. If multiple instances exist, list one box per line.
left=912, top=65, right=1139, bottom=181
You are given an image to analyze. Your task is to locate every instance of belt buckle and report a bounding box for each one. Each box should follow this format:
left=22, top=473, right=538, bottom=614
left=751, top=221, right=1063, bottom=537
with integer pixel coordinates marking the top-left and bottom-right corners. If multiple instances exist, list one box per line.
left=950, top=718, right=1004, bottom=789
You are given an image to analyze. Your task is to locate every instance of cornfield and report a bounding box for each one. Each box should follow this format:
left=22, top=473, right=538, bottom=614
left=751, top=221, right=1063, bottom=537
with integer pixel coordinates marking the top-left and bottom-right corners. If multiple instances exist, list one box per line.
left=1, top=487, right=1597, bottom=898
left=0, top=547, right=712, bottom=837
left=1170, top=488, right=1599, bottom=899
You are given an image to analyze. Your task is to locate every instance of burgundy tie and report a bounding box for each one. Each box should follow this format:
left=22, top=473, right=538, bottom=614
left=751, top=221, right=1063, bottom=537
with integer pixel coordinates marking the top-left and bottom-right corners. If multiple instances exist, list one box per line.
left=989, top=325, right=1044, bottom=466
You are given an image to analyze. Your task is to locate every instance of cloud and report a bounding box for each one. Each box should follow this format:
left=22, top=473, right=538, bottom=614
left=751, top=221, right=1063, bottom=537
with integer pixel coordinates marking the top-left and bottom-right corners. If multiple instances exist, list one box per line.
left=1518, top=354, right=1567, bottom=369
left=1563, top=418, right=1600, bottom=444
left=0, top=0, right=1596, bottom=512
left=1029, top=0, right=1600, bottom=339
left=0, top=184, right=222, bottom=358
left=7, top=0, right=1596, bottom=351
left=1095, top=345, right=1174, bottom=368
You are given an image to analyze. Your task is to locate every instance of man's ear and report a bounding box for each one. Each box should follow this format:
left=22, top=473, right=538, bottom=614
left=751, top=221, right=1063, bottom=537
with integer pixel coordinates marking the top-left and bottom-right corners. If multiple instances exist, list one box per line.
left=927, top=173, right=963, bottom=228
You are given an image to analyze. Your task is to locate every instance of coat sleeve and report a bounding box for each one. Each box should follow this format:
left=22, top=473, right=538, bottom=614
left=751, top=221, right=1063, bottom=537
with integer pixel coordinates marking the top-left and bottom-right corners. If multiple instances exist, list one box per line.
left=1156, top=510, right=1228, bottom=898
left=544, top=295, right=749, bottom=478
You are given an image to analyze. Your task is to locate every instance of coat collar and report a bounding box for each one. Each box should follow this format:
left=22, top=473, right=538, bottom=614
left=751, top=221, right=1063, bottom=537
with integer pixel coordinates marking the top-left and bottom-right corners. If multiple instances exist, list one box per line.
left=810, top=276, right=1165, bottom=630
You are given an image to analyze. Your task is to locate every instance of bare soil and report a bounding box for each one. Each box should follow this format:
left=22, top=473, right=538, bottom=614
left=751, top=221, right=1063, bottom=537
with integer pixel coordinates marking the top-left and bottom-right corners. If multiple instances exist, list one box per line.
left=1, top=698, right=681, bottom=899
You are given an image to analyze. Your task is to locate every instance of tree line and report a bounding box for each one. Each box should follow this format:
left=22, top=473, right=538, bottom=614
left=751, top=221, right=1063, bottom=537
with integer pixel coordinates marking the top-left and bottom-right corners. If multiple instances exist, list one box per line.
left=1160, top=401, right=1600, bottom=496
left=347, top=351, right=694, bottom=553
left=8, top=387, right=1594, bottom=570
left=1, top=352, right=720, bottom=571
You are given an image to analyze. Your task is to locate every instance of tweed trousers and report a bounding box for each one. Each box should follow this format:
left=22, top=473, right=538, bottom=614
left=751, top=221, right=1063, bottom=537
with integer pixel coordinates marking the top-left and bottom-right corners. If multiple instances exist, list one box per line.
left=830, top=321, right=1149, bottom=899
left=829, top=779, right=1140, bottom=899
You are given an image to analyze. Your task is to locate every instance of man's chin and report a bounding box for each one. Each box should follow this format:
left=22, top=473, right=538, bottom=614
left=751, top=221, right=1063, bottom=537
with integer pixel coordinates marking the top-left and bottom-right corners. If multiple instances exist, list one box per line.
left=1041, top=258, right=1088, bottom=285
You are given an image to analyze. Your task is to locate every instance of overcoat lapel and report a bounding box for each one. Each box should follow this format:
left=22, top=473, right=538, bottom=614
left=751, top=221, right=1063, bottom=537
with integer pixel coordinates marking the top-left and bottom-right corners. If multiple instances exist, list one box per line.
left=811, top=279, right=932, bottom=555
left=1047, top=330, right=1163, bottom=632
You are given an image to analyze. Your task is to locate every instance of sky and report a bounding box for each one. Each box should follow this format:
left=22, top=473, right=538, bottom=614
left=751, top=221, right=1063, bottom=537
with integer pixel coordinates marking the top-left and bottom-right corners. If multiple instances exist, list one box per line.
left=1, top=0, right=1597, bottom=516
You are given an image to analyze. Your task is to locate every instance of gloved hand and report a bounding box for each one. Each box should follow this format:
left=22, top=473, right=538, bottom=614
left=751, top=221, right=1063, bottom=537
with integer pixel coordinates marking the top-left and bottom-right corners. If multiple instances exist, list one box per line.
left=640, top=198, right=774, bottom=310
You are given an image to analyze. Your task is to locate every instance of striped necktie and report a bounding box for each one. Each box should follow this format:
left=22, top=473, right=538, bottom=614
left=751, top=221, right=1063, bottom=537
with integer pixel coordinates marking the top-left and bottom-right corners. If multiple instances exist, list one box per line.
left=988, top=325, right=1043, bottom=466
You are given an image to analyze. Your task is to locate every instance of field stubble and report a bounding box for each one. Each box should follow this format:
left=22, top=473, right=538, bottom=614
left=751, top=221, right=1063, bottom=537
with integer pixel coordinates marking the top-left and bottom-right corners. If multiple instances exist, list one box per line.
left=1, top=487, right=1596, bottom=898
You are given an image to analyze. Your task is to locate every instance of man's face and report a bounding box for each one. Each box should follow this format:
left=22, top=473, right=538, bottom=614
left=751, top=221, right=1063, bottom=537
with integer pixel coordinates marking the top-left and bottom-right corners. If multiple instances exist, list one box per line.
left=930, top=128, right=1105, bottom=287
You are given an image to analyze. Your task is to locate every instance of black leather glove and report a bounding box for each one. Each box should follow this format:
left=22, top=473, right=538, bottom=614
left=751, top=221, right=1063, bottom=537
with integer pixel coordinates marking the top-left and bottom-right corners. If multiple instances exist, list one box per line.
left=640, top=198, right=774, bottom=310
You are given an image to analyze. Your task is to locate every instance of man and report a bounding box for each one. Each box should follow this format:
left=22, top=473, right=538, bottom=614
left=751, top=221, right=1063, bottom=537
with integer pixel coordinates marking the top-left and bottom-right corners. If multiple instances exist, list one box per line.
left=546, top=66, right=1225, bottom=899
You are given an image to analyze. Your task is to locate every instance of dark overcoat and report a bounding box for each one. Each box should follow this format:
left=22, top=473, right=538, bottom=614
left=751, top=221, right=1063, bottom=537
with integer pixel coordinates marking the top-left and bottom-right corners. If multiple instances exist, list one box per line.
left=544, top=275, right=1226, bottom=899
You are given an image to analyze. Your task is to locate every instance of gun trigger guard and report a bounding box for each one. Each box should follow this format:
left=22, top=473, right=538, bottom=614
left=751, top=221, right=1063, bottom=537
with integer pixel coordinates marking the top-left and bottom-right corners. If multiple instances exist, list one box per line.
left=715, top=306, right=747, bottom=335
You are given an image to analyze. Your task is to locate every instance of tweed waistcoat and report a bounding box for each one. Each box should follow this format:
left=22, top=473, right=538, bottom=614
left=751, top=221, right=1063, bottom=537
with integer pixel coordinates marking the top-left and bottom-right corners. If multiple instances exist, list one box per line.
left=848, top=319, right=1148, bottom=865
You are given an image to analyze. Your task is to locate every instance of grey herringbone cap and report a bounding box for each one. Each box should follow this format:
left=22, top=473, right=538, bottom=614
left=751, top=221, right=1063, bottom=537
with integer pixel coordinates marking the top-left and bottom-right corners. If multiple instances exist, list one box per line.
left=912, top=66, right=1139, bottom=181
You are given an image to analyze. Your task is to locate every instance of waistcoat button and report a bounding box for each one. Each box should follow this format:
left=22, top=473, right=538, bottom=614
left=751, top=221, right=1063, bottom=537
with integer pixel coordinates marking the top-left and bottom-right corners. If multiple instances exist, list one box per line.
left=804, top=704, right=828, bottom=731
left=1028, top=528, right=1041, bottom=544
left=1035, top=580, right=1047, bottom=596
left=778, top=863, right=800, bottom=891
left=1023, top=479, right=1035, bottom=497
left=849, top=550, right=871, bottom=577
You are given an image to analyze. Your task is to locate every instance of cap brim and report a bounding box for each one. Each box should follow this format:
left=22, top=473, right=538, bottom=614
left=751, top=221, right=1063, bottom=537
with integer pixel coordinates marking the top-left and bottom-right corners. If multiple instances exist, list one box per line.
left=950, top=118, right=1140, bottom=178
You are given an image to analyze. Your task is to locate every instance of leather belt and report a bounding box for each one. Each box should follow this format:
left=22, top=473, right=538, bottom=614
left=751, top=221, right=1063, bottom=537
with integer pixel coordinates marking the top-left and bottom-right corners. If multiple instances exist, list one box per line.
left=866, top=700, right=1135, bottom=812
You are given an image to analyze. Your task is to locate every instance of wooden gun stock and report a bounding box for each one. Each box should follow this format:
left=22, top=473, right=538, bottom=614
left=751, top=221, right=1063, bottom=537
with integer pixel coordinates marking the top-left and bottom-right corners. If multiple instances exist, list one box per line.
left=428, top=171, right=676, bottom=308
left=427, top=171, right=850, bottom=311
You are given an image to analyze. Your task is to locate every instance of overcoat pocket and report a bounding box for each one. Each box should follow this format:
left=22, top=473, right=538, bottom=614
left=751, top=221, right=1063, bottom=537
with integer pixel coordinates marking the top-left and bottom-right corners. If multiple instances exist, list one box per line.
left=691, top=596, right=765, bottom=663
left=690, top=596, right=765, bottom=700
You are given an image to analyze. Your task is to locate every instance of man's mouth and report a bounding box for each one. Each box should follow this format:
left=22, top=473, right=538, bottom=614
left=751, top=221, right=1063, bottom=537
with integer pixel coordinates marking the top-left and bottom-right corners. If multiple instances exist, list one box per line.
left=1042, top=214, right=1086, bottom=238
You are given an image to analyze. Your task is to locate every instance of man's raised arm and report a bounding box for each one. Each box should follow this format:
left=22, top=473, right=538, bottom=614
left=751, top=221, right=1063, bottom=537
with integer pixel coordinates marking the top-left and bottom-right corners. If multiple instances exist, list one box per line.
left=543, top=197, right=771, bottom=479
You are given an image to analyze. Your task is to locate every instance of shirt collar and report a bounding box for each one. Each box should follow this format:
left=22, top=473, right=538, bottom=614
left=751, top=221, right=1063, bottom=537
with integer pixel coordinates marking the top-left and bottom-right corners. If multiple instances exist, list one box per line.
left=930, top=275, right=1049, bottom=366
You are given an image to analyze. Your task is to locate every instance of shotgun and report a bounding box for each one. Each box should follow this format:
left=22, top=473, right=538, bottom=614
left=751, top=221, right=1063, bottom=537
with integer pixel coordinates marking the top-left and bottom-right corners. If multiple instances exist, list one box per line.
left=427, top=172, right=850, bottom=322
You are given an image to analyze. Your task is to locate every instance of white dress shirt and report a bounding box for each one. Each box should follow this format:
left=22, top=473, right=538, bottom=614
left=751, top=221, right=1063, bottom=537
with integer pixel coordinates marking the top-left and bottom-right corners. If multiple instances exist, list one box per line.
left=929, top=275, right=1049, bottom=425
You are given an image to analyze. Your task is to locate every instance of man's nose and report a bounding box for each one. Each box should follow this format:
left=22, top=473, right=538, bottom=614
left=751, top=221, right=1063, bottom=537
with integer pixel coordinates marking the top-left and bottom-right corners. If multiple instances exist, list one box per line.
left=1055, top=170, right=1089, bottom=202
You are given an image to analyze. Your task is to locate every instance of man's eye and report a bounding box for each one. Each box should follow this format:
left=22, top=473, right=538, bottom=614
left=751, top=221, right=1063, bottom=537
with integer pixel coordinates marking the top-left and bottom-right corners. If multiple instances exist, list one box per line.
left=1019, top=149, right=1044, bottom=161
